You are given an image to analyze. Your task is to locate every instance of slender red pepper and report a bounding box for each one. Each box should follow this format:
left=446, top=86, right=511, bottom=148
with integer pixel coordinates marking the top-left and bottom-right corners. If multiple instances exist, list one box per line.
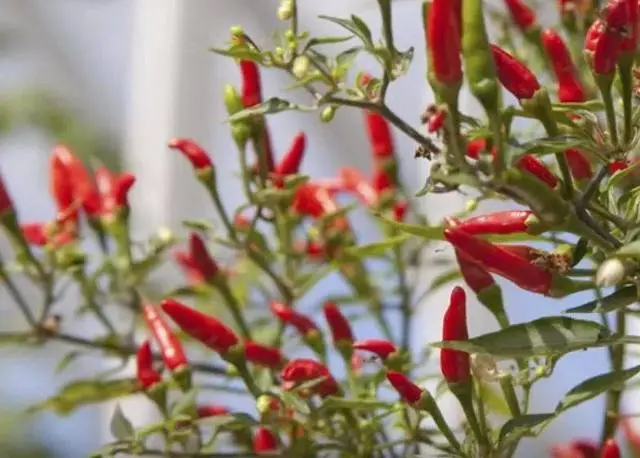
left=449, top=210, right=538, bottom=235
left=601, top=439, right=621, bottom=458
left=426, top=108, right=447, bottom=133
left=274, top=132, right=306, bottom=176
left=364, top=110, right=395, bottom=160
left=504, top=0, right=536, bottom=31
left=197, top=405, right=229, bottom=418
left=440, top=287, right=470, bottom=384
left=53, top=145, right=102, bottom=218
left=142, top=302, right=189, bottom=371
left=243, top=341, right=284, bottom=368
left=291, top=183, right=350, bottom=232
left=386, top=370, right=423, bottom=404
left=551, top=440, right=599, bottom=458
left=270, top=301, right=318, bottom=336
left=371, top=167, right=394, bottom=194
left=323, top=301, right=354, bottom=345
left=541, top=29, right=586, bottom=103
left=280, top=358, right=339, bottom=397
left=136, top=340, right=162, bottom=390
left=444, top=227, right=553, bottom=295
left=466, top=138, right=497, bottom=161
left=353, top=339, right=397, bottom=360
left=564, top=148, right=593, bottom=180
left=50, top=150, right=78, bottom=225
left=253, top=426, right=278, bottom=453
left=491, top=45, right=541, bottom=100
left=95, top=167, right=136, bottom=219
left=339, top=167, right=379, bottom=207
left=20, top=222, right=75, bottom=248
left=455, top=249, right=495, bottom=294
left=161, top=298, right=238, bottom=354
left=187, top=232, right=219, bottom=282
left=426, top=0, right=463, bottom=86
left=516, top=155, right=559, bottom=188
left=584, top=19, right=623, bottom=75
left=168, top=138, right=213, bottom=171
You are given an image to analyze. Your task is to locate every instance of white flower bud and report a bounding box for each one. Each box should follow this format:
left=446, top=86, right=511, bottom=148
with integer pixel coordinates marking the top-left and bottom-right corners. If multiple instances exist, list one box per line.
left=156, top=226, right=174, bottom=244
left=471, top=353, right=502, bottom=382
left=277, top=0, right=293, bottom=20
left=292, top=55, right=310, bottom=79
left=595, top=258, right=626, bottom=288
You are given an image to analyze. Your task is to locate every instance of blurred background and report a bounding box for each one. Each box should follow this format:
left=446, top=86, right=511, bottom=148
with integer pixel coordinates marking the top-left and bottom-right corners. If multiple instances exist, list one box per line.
left=0, top=1, right=631, bottom=457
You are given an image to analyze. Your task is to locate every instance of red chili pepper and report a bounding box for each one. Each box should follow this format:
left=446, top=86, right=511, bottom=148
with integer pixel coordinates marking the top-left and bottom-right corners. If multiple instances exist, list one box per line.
left=353, top=339, right=397, bottom=360
left=455, top=249, right=495, bottom=294
left=444, top=227, right=553, bottom=294
left=50, top=150, right=78, bottom=225
left=95, top=167, right=136, bottom=219
left=449, top=210, right=537, bottom=235
left=270, top=301, right=318, bottom=336
left=20, top=222, right=75, bottom=248
left=584, top=19, right=623, bottom=75
left=188, top=232, right=219, bottom=282
left=274, top=132, right=306, bottom=176
left=603, top=0, right=633, bottom=29
left=136, top=340, right=162, bottom=390
left=551, top=440, right=599, bottom=458
left=142, top=302, right=189, bottom=371
left=364, top=110, right=395, bottom=160
left=426, top=0, right=463, bottom=86
left=0, top=173, right=14, bottom=216
left=609, top=159, right=629, bottom=173
left=53, top=145, right=102, bottom=217
left=371, top=167, right=394, bottom=194
left=168, top=138, right=213, bottom=171
left=197, top=405, right=229, bottom=418
left=392, top=200, right=409, bottom=222
left=466, top=138, right=497, bottom=161
left=426, top=108, right=447, bottom=133
left=243, top=341, right=284, bottom=368
left=491, top=45, right=541, bottom=100
left=601, top=439, right=621, bottom=458
left=541, top=29, right=586, bottom=103
left=323, top=301, right=354, bottom=345
left=161, top=298, right=238, bottom=354
left=293, top=239, right=326, bottom=261
left=291, top=183, right=339, bottom=218
left=620, top=0, right=638, bottom=53
left=516, top=155, right=560, bottom=188
left=253, top=426, right=278, bottom=453
left=440, top=286, right=470, bottom=384
left=564, top=148, right=593, bottom=180
left=504, top=0, right=536, bottom=31
left=239, top=60, right=262, bottom=108
left=280, top=358, right=339, bottom=397
left=386, top=370, right=423, bottom=404
left=338, top=167, right=379, bottom=207
left=621, top=419, right=640, bottom=455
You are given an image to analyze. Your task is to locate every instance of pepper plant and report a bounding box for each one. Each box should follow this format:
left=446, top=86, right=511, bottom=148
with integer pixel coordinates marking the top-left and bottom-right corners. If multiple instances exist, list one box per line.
left=5, top=0, right=640, bottom=457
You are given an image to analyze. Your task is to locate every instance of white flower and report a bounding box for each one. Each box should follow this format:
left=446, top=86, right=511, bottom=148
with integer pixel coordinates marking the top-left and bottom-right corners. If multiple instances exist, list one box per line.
left=471, top=353, right=503, bottom=382
left=595, top=258, right=626, bottom=288
left=277, top=0, right=293, bottom=20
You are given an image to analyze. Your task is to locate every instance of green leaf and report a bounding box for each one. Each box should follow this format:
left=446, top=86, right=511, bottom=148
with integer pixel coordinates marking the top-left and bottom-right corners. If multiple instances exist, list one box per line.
left=498, top=413, right=555, bottom=445
left=343, top=234, right=410, bottom=259
left=428, top=269, right=463, bottom=293
left=614, top=241, right=640, bottom=258
left=550, top=100, right=604, bottom=112
left=564, top=287, right=637, bottom=313
left=210, top=44, right=262, bottom=62
left=281, top=390, right=311, bottom=415
left=376, top=215, right=443, bottom=240
left=182, top=219, right=215, bottom=232
left=171, top=389, right=198, bottom=418
left=431, top=317, right=611, bottom=359
left=110, top=404, right=134, bottom=441
left=556, top=364, right=640, bottom=412
left=571, top=238, right=589, bottom=267
left=304, top=35, right=353, bottom=50
left=319, top=15, right=373, bottom=47
left=320, top=397, right=389, bottom=411
left=227, top=97, right=314, bottom=122
left=55, top=351, right=82, bottom=373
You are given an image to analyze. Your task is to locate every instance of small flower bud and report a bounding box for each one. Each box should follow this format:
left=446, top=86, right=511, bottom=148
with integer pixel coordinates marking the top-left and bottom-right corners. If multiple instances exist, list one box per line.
left=292, top=55, right=310, bottom=79
left=321, top=105, right=337, bottom=123
left=465, top=199, right=478, bottom=212
left=156, top=226, right=174, bottom=244
left=596, top=258, right=627, bottom=287
left=256, top=395, right=276, bottom=415
left=277, top=0, right=293, bottom=20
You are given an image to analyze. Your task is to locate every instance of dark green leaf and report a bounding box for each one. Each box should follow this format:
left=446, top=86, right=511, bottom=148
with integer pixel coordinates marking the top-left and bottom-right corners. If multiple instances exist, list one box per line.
left=432, top=317, right=611, bottom=359
left=572, top=238, right=589, bottom=267
left=227, top=97, right=314, bottom=122
left=171, top=389, right=198, bottom=418
left=498, top=413, right=555, bottom=445
left=304, top=35, right=353, bottom=50
left=350, top=15, right=373, bottom=45
left=556, top=364, right=640, bottom=412
left=319, top=15, right=373, bottom=47
left=163, top=286, right=202, bottom=298
left=110, top=404, right=134, bottom=440
left=343, top=234, right=410, bottom=259
left=614, top=241, right=640, bottom=258
left=376, top=215, right=443, bottom=240
left=564, top=287, right=637, bottom=313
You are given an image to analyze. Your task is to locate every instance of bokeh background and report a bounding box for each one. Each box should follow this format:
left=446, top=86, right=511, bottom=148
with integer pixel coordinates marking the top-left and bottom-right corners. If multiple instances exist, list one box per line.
left=0, top=1, right=633, bottom=457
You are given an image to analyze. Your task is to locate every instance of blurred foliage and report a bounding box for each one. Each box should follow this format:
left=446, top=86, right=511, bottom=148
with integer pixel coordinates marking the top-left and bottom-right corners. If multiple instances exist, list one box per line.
left=0, top=410, right=56, bottom=458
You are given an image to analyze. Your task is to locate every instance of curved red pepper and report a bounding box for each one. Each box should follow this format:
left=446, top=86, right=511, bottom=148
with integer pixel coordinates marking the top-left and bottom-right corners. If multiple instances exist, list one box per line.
left=323, top=301, right=354, bottom=345
left=364, top=110, right=395, bottom=160
left=53, top=145, right=102, bottom=218
left=455, top=249, right=495, bottom=294
left=243, top=341, right=284, bottom=368
left=440, top=286, right=470, bottom=384
left=197, top=405, right=229, bottom=418
left=491, top=45, right=541, bottom=100
left=136, top=340, right=162, bottom=389
left=168, top=138, right=213, bottom=171
left=387, top=370, right=423, bottom=404
left=516, top=155, right=559, bottom=188
left=504, top=0, right=537, bottom=31
left=280, top=358, right=339, bottom=397
left=353, top=339, right=397, bottom=360
left=142, top=302, right=189, bottom=371
left=270, top=301, right=318, bottom=336
left=275, top=132, right=306, bottom=176
left=95, top=167, right=136, bottom=218
left=541, top=29, right=586, bottom=103
left=50, top=149, right=79, bottom=225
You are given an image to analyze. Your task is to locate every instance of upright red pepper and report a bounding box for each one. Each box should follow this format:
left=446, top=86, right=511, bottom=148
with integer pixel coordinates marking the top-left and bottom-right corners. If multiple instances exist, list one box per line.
left=353, top=339, right=397, bottom=360
left=243, top=341, right=284, bottom=368
left=136, top=340, right=162, bottom=390
left=50, top=150, right=78, bottom=225
left=601, top=439, right=621, bottom=458
left=516, top=155, right=560, bottom=188
left=274, top=132, right=306, bottom=176
left=371, top=167, right=394, bottom=194
left=491, top=45, right=541, bottom=100
left=426, top=0, right=463, bottom=86
left=161, top=298, right=238, bottom=354
left=564, top=148, right=593, bottom=180
left=386, top=371, right=423, bottom=404
left=323, top=302, right=354, bottom=346
left=168, top=138, right=213, bottom=171
left=392, top=200, right=409, bottom=222
left=53, top=145, right=102, bottom=218
left=280, top=358, right=339, bottom=397
left=364, top=110, right=395, bottom=160
left=504, top=0, right=536, bottom=31
left=541, top=29, right=586, bottom=103
left=440, top=287, right=470, bottom=384
left=142, top=302, right=189, bottom=372
left=584, top=19, right=623, bottom=75
left=338, top=167, right=379, bottom=207
left=95, top=167, right=136, bottom=220
left=188, top=232, right=219, bottom=282
left=253, top=426, right=278, bottom=453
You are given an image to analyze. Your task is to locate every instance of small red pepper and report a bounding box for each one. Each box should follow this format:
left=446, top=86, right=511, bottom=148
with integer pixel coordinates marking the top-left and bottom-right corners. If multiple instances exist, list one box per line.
left=243, top=341, right=284, bottom=368
left=136, top=340, right=162, bottom=390
left=448, top=210, right=538, bottom=235
left=386, top=370, right=423, bottom=404
left=197, top=405, right=229, bottom=418
left=364, top=110, right=395, bottom=160
left=338, top=167, right=379, bottom=207
left=426, top=0, right=463, bottom=86
left=584, top=19, right=623, bottom=75
left=53, top=145, right=102, bottom=218
left=323, top=301, right=354, bottom=345
left=253, top=426, right=278, bottom=453
left=291, top=183, right=350, bottom=232
left=188, top=232, right=219, bottom=282
left=20, top=222, right=75, bottom=248
left=353, top=339, right=397, bottom=360
left=280, top=358, right=339, bottom=397
left=95, top=167, right=136, bottom=220
left=392, top=200, right=409, bottom=222
left=371, top=167, right=394, bottom=194
left=426, top=108, right=447, bottom=133
left=142, top=302, right=189, bottom=372
left=491, top=45, right=541, bottom=100
left=0, top=173, right=14, bottom=216
left=274, top=132, right=306, bottom=176
left=455, top=249, right=495, bottom=294
left=168, top=138, right=213, bottom=171
left=444, top=227, right=553, bottom=295
left=516, top=155, right=560, bottom=188
left=564, top=148, right=593, bottom=180
left=541, top=29, right=586, bottom=103
left=440, top=286, right=470, bottom=384
left=50, top=150, right=78, bottom=225
left=551, top=440, right=599, bottom=458
left=466, top=138, right=497, bottom=161
left=601, top=439, right=621, bottom=458
left=161, top=298, right=238, bottom=354
left=504, top=0, right=536, bottom=31
left=270, top=301, right=318, bottom=336
left=239, top=60, right=262, bottom=108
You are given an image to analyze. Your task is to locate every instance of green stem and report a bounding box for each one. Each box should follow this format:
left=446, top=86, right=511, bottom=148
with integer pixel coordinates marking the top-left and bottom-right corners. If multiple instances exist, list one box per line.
left=488, top=111, right=506, bottom=174
left=425, top=399, right=462, bottom=453
left=618, top=56, right=634, bottom=144
left=599, top=78, right=619, bottom=146
left=499, top=376, right=522, bottom=418
left=215, top=280, right=252, bottom=340
left=457, top=389, right=490, bottom=456
left=538, top=114, right=574, bottom=200
left=0, top=259, right=37, bottom=327
left=74, top=270, right=117, bottom=335
left=600, top=309, right=626, bottom=444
